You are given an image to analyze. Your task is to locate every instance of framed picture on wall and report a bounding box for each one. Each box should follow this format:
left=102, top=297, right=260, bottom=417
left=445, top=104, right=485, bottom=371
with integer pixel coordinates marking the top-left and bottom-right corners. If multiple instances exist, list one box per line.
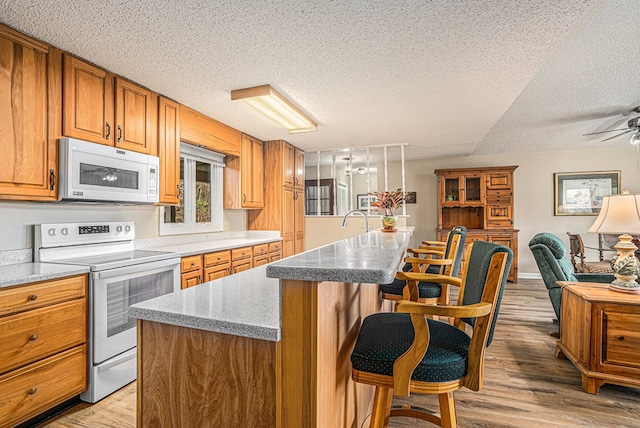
left=357, top=194, right=376, bottom=211
left=554, top=170, right=620, bottom=215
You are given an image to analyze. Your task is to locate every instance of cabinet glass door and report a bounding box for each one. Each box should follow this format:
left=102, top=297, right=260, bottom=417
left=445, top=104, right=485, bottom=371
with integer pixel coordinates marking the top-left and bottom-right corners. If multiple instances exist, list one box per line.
left=464, top=176, right=482, bottom=203
left=443, top=177, right=460, bottom=203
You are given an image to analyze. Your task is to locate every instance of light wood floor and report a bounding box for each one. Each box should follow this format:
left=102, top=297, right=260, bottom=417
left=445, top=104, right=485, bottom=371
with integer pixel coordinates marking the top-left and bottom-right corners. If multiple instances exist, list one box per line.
left=41, top=279, right=639, bottom=428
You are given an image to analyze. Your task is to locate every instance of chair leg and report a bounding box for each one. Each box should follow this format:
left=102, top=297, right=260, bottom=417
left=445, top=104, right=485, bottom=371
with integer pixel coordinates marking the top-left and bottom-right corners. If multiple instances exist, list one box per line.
left=438, top=392, right=457, bottom=428
left=370, top=386, right=393, bottom=428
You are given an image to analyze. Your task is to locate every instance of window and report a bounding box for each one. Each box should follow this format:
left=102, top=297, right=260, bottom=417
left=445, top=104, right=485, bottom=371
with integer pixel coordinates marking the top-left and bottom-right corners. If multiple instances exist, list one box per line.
left=160, top=143, right=225, bottom=235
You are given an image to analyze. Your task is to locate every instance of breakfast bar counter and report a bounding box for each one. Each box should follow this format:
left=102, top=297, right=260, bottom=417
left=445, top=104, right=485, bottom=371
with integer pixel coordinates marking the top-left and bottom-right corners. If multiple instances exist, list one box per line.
left=131, top=230, right=412, bottom=428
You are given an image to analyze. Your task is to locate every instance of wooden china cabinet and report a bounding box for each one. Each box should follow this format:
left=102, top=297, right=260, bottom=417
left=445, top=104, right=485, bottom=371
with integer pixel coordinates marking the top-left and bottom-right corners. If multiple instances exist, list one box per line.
left=435, top=166, right=519, bottom=281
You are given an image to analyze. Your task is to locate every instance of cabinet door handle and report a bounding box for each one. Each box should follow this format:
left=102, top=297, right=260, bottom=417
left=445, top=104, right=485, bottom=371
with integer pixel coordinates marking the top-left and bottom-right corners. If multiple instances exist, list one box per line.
left=243, top=193, right=247, bottom=203
left=29, top=334, right=39, bottom=342
left=105, top=122, right=111, bottom=140
left=198, top=275, right=202, bottom=282
left=49, top=170, right=56, bottom=191
left=117, top=125, right=122, bottom=143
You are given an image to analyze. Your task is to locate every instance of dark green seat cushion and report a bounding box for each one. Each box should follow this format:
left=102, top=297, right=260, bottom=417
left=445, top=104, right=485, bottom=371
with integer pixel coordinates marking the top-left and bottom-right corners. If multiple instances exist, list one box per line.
left=351, top=313, right=471, bottom=383
left=379, top=259, right=445, bottom=298
left=379, top=278, right=443, bottom=298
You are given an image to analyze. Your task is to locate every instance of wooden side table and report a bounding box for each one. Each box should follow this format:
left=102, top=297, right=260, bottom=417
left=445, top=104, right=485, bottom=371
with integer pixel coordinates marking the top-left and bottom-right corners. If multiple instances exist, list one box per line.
left=555, top=282, right=640, bottom=394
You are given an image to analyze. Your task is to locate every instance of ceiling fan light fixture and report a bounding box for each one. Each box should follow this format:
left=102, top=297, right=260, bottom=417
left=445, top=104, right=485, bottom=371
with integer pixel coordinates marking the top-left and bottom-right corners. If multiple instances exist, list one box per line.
left=630, top=132, right=640, bottom=145
left=231, top=84, right=317, bottom=133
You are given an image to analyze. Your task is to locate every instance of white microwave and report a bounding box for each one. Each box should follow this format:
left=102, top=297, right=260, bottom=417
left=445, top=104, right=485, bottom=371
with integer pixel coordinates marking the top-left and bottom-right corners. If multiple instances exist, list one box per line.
left=58, top=138, right=159, bottom=204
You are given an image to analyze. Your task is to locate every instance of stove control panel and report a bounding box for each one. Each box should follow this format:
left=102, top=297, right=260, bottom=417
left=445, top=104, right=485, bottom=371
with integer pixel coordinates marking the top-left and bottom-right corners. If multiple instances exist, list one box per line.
left=35, top=222, right=136, bottom=248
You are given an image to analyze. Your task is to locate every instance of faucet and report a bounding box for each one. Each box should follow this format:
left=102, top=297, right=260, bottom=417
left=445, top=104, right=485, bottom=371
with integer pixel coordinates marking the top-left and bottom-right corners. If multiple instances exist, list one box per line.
left=341, top=209, right=369, bottom=232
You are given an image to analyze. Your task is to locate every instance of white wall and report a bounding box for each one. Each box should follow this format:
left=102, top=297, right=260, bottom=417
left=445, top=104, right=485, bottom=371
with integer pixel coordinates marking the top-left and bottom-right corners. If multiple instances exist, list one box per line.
left=0, top=202, right=247, bottom=251
left=308, top=145, right=639, bottom=278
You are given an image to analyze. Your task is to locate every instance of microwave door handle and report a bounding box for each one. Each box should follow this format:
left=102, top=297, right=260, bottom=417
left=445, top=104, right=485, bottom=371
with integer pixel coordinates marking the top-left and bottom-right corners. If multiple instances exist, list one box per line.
left=92, top=257, right=180, bottom=280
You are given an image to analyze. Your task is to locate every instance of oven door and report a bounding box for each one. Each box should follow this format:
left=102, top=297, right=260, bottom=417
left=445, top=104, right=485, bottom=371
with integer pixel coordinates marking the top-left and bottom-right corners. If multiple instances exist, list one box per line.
left=92, top=257, right=180, bottom=364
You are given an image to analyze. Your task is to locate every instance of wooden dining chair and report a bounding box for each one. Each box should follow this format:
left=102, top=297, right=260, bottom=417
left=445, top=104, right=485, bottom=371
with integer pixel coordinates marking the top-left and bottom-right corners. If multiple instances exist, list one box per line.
left=380, top=226, right=467, bottom=307
left=351, top=241, right=512, bottom=427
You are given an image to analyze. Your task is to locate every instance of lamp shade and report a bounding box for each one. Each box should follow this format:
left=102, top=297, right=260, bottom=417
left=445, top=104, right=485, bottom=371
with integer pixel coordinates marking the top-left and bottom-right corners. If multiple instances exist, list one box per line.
left=588, top=193, right=640, bottom=235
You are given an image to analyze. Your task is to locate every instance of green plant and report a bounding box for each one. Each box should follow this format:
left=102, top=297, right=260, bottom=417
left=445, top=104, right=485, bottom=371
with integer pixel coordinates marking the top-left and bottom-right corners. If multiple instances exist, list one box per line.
left=369, top=189, right=407, bottom=216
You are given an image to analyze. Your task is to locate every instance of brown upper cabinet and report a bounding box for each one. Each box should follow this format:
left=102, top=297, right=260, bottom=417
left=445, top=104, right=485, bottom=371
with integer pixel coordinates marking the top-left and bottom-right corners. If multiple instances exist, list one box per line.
left=158, top=97, right=180, bottom=205
left=179, top=105, right=241, bottom=156
left=63, top=55, right=158, bottom=156
left=0, top=25, right=59, bottom=201
left=224, top=134, right=264, bottom=209
left=282, top=142, right=304, bottom=189
left=247, top=140, right=305, bottom=258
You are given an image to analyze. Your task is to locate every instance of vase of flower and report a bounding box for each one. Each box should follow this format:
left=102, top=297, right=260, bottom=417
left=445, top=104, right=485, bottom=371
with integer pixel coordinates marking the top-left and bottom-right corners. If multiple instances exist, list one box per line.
left=369, top=189, right=407, bottom=232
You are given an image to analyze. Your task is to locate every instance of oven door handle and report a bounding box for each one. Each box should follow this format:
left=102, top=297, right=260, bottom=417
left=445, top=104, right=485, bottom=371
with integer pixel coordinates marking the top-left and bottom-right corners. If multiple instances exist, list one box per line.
left=98, top=348, right=136, bottom=373
left=92, top=257, right=181, bottom=280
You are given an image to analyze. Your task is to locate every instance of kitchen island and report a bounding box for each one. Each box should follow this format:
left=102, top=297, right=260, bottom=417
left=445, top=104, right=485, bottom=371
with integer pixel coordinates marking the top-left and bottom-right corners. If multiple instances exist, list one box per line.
left=130, top=230, right=412, bottom=428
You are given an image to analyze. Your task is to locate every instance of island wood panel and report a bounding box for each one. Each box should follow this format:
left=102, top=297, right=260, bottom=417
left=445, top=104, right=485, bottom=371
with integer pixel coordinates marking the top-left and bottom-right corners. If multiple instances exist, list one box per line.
left=137, top=320, right=278, bottom=428
left=279, top=279, right=381, bottom=428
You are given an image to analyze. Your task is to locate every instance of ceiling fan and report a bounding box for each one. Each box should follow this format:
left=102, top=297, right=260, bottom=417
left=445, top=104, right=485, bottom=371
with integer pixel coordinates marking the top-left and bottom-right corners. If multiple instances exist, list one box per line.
left=583, top=106, right=640, bottom=144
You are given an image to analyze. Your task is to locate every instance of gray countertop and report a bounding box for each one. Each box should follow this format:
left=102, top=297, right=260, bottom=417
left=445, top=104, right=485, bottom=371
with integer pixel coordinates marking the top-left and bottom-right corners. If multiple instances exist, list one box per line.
left=129, top=230, right=412, bottom=342
left=266, top=230, right=412, bottom=284
left=129, top=265, right=281, bottom=341
left=150, top=236, right=282, bottom=257
left=134, top=230, right=282, bottom=257
left=0, top=263, right=90, bottom=289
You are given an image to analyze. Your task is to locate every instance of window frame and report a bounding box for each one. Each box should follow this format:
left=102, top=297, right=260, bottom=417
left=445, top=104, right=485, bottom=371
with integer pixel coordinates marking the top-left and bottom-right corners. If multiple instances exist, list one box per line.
left=159, top=143, right=225, bottom=236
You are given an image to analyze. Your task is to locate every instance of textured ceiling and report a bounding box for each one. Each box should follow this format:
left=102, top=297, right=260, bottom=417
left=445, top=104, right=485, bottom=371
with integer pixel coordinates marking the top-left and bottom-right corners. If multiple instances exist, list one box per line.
left=3, top=0, right=635, bottom=161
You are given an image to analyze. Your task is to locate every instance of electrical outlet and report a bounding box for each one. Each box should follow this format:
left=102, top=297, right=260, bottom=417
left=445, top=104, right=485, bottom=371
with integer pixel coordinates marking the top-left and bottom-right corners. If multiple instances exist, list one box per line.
left=368, top=220, right=373, bottom=229
left=359, top=220, right=365, bottom=229
left=223, top=221, right=229, bottom=230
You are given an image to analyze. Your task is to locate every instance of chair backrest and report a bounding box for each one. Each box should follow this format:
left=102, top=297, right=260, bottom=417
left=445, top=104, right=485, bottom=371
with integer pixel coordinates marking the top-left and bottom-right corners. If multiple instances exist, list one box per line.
left=528, top=233, right=577, bottom=292
left=566, top=232, right=586, bottom=272
left=457, top=240, right=512, bottom=346
left=423, top=225, right=467, bottom=275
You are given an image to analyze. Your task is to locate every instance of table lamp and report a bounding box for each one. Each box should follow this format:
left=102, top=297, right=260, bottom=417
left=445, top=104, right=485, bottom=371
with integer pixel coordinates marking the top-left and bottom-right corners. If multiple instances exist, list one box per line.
left=588, top=192, right=640, bottom=293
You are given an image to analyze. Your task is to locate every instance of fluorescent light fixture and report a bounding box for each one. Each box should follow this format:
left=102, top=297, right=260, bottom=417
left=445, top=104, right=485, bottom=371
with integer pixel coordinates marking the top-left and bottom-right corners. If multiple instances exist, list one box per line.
left=231, top=84, right=317, bottom=133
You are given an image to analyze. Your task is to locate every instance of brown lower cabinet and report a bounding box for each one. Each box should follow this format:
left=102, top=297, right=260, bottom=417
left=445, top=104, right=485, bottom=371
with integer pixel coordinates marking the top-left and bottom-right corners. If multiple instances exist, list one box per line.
left=232, top=247, right=253, bottom=274
left=180, top=241, right=282, bottom=288
left=0, top=275, right=87, bottom=428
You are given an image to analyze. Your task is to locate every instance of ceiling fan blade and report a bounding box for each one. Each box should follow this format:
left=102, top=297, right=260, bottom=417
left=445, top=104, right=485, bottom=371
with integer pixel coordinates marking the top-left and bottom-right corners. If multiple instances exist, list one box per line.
left=583, top=127, right=630, bottom=136
left=601, top=129, right=633, bottom=142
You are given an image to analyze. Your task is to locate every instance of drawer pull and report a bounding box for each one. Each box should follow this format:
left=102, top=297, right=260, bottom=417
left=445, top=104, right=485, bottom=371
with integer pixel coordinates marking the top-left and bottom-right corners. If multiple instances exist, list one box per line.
left=28, top=388, right=38, bottom=395
left=217, top=257, right=221, bottom=261
left=619, top=336, right=625, bottom=341
left=191, top=262, right=196, bottom=267
left=29, top=294, right=38, bottom=301
left=29, top=334, right=39, bottom=342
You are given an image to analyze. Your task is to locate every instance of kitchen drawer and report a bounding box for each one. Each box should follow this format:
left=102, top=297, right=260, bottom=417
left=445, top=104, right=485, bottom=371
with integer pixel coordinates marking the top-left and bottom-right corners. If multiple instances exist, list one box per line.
left=253, top=244, right=269, bottom=257
left=253, top=255, right=269, bottom=267
left=181, top=270, right=202, bottom=289
left=231, top=246, right=253, bottom=261
left=181, top=255, right=203, bottom=273
left=0, top=275, right=86, bottom=317
left=203, top=250, right=231, bottom=268
left=0, top=345, right=87, bottom=428
left=269, top=251, right=282, bottom=263
left=0, top=299, right=86, bottom=375
left=232, top=259, right=252, bottom=274
left=203, top=266, right=230, bottom=282
left=268, top=241, right=282, bottom=253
